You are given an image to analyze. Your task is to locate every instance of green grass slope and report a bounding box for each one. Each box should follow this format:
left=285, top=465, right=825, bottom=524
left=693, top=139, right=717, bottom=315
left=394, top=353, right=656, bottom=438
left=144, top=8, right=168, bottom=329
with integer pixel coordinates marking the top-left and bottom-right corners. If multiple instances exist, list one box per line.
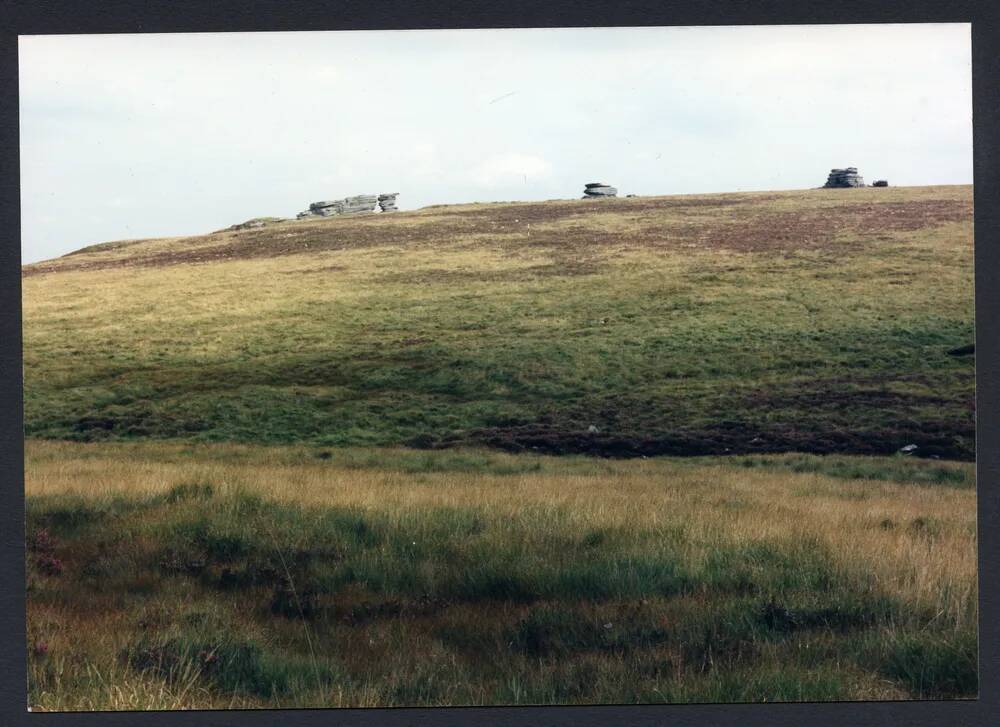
left=22, top=186, right=975, bottom=458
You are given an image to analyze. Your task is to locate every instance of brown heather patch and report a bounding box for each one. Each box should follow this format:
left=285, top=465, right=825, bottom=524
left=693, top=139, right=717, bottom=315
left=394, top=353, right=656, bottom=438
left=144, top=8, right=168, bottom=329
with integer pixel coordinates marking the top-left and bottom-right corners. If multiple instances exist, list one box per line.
left=458, top=422, right=973, bottom=461
left=449, top=364, right=975, bottom=461
left=646, top=198, right=972, bottom=255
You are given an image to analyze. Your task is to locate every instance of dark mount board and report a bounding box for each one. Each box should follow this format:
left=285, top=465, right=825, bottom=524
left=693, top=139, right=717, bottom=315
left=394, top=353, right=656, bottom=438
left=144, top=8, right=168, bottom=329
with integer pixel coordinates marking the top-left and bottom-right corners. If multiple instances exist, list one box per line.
left=1, top=2, right=997, bottom=727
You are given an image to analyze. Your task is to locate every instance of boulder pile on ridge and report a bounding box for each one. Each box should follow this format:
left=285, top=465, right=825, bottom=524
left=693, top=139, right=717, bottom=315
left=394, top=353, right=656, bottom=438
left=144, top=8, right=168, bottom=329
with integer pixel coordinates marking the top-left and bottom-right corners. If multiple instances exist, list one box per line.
left=582, top=182, right=618, bottom=198
left=823, top=167, right=865, bottom=188
left=378, top=193, right=399, bottom=212
left=296, top=193, right=398, bottom=219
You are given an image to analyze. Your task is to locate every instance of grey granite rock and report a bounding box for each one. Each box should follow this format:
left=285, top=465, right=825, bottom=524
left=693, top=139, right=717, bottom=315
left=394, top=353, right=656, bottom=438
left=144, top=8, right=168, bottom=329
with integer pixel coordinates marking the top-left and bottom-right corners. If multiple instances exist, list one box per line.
left=225, top=216, right=288, bottom=231
left=302, top=192, right=398, bottom=217
left=583, top=184, right=618, bottom=197
left=823, top=167, right=865, bottom=188
left=378, top=192, right=399, bottom=212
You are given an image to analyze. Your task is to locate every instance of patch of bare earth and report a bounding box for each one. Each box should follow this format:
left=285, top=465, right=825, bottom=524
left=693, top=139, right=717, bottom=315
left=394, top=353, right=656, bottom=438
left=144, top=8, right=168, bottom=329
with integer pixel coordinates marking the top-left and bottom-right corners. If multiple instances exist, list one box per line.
left=453, top=371, right=975, bottom=460
left=459, top=417, right=974, bottom=461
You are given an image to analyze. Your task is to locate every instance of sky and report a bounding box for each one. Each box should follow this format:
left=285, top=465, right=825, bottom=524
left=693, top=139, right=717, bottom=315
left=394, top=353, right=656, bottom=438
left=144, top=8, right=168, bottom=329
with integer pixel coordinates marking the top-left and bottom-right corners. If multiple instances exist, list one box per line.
left=19, top=24, right=972, bottom=264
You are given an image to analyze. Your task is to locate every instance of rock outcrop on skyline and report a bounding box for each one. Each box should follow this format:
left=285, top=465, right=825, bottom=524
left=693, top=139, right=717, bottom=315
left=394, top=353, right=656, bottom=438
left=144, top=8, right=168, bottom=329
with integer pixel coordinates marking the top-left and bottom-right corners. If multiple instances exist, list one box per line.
left=378, top=193, right=399, bottom=212
left=583, top=182, right=618, bottom=198
left=823, top=168, right=865, bottom=188
left=296, top=193, right=398, bottom=219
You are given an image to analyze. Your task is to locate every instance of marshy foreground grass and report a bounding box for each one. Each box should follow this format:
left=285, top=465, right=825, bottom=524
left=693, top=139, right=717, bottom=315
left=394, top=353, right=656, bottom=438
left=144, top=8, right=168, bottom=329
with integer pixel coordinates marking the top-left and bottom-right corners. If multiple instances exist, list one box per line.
left=25, top=441, right=977, bottom=709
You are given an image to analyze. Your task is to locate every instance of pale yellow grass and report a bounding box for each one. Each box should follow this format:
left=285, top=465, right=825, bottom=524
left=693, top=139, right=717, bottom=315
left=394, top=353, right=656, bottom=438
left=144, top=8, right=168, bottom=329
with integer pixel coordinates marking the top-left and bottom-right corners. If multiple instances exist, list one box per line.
left=25, top=440, right=977, bottom=630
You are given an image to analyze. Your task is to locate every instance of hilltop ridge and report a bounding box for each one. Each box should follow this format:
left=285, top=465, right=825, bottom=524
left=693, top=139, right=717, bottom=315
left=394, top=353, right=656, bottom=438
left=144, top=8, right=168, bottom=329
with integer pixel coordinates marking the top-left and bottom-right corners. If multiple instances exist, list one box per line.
left=25, top=186, right=970, bottom=276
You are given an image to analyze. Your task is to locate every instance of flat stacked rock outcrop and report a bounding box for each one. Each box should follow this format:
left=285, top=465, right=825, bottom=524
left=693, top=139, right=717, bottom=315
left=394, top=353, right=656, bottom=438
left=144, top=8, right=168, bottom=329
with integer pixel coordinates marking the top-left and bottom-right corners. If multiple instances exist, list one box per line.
left=297, top=194, right=379, bottom=219
left=583, top=182, right=618, bottom=198
left=823, top=167, right=865, bottom=188
left=378, top=193, right=399, bottom=212
left=343, top=194, right=379, bottom=214
left=873, top=180, right=889, bottom=187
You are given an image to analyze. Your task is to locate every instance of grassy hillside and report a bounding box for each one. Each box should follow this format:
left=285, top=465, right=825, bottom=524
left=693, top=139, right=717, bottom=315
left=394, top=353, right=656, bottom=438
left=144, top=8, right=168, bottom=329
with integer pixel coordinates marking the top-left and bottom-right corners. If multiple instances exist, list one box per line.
left=22, top=185, right=975, bottom=459
left=22, top=186, right=978, bottom=708
left=26, top=442, right=976, bottom=709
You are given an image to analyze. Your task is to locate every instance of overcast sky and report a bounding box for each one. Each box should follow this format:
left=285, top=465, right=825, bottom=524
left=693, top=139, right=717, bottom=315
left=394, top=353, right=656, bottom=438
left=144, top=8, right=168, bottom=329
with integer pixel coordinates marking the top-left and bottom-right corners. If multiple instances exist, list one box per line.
left=19, top=24, right=972, bottom=264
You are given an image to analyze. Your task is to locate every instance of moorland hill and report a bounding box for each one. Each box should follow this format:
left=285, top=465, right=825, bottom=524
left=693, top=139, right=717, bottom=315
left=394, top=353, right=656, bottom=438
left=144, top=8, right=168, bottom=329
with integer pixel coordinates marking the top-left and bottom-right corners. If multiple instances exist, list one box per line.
left=22, top=185, right=975, bottom=459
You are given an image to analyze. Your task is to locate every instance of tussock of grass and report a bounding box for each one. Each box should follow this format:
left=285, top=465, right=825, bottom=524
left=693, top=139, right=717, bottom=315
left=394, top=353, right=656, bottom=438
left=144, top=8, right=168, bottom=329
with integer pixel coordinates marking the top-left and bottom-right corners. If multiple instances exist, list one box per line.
left=127, top=635, right=336, bottom=699
left=878, top=632, right=978, bottom=698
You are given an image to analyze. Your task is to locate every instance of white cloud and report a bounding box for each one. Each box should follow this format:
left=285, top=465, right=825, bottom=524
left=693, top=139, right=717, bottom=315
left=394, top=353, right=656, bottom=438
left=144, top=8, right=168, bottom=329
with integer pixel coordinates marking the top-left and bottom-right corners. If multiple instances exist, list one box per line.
left=310, top=65, right=341, bottom=82
left=471, top=153, right=553, bottom=187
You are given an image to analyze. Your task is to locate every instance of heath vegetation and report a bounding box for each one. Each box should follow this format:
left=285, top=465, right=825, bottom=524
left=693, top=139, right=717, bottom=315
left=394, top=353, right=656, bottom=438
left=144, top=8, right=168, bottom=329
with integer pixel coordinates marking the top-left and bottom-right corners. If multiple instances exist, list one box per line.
left=23, top=186, right=976, bottom=708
